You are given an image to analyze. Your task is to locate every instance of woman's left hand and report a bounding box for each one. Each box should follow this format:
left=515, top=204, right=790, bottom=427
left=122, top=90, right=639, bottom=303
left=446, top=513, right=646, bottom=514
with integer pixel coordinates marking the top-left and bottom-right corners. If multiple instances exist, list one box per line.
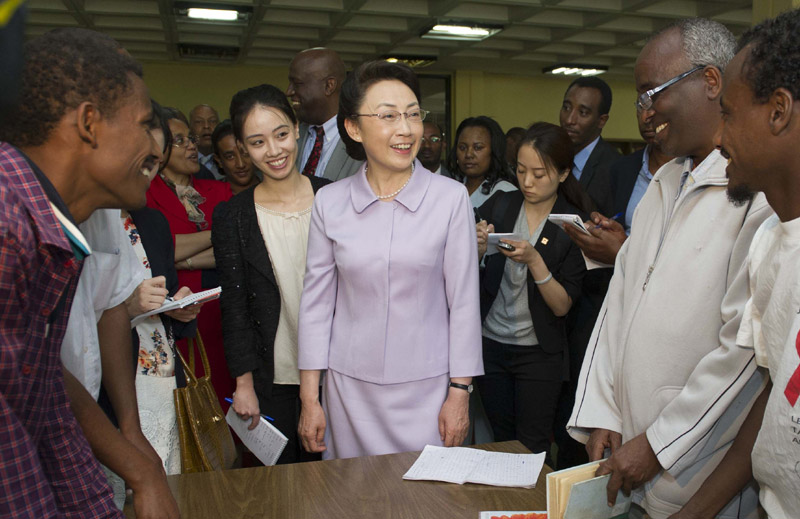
left=164, top=286, right=203, bottom=322
left=438, top=388, right=470, bottom=447
left=499, top=239, right=543, bottom=268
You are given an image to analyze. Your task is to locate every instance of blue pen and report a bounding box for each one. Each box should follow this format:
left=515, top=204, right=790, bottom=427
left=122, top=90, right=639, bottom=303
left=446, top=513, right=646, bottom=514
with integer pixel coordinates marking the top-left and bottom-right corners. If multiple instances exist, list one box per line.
left=224, top=397, right=275, bottom=422
left=595, top=211, right=624, bottom=229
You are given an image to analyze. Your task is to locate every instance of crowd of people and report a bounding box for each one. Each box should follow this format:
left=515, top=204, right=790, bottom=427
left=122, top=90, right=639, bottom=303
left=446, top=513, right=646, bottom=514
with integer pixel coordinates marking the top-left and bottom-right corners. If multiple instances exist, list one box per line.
left=1, top=8, right=800, bottom=519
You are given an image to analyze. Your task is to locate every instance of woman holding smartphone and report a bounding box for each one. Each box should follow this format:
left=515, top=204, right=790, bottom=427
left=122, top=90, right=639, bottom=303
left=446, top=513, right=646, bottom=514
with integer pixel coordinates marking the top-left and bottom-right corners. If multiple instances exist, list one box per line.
left=475, top=122, right=590, bottom=464
left=297, top=60, right=482, bottom=460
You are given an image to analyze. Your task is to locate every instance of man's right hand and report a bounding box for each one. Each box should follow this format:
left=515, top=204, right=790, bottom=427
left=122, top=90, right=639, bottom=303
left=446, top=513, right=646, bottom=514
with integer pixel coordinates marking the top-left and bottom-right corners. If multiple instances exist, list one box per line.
left=586, top=427, right=623, bottom=461
left=562, top=212, right=627, bottom=265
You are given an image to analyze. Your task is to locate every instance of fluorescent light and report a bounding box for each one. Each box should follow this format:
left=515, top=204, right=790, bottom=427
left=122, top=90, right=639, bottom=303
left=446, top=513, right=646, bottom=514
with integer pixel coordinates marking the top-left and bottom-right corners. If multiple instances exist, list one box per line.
left=432, top=24, right=489, bottom=37
left=543, top=64, right=608, bottom=76
left=385, top=57, right=398, bottom=63
left=422, top=22, right=502, bottom=41
left=187, top=8, right=238, bottom=21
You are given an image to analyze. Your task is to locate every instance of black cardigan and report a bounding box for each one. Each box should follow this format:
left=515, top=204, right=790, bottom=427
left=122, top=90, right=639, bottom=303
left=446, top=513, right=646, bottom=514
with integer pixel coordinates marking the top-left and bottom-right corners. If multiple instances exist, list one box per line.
left=211, top=176, right=331, bottom=400
left=478, top=191, right=586, bottom=356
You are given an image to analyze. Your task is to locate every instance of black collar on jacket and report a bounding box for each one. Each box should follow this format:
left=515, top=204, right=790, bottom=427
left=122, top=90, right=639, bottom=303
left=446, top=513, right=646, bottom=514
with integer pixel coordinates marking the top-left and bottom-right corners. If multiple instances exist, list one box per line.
left=223, top=176, right=330, bottom=288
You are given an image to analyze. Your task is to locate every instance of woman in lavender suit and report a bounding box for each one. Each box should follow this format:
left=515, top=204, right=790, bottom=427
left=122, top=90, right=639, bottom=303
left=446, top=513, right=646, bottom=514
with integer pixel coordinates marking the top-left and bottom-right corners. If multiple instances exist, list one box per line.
left=297, top=61, right=483, bottom=460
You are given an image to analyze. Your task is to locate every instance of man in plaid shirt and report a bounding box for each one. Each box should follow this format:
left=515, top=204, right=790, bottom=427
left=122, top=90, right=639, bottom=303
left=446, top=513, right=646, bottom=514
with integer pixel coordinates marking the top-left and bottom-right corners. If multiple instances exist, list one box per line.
left=0, top=29, right=177, bottom=518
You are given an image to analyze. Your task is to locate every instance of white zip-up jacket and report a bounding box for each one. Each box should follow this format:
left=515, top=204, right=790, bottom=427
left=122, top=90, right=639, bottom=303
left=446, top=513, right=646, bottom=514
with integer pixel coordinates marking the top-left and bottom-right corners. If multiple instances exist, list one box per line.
left=568, top=150, right=772, bottom=518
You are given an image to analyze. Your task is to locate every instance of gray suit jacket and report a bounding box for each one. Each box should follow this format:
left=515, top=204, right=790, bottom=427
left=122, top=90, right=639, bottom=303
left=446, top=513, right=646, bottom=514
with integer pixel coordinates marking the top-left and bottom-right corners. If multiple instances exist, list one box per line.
left=297, top=123, right=363, bottom=182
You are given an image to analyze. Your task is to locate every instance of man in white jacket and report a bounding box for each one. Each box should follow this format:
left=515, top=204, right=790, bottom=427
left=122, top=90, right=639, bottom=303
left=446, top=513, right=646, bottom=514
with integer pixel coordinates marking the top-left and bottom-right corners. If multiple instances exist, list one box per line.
left=567, top=18, right=772, bottom=519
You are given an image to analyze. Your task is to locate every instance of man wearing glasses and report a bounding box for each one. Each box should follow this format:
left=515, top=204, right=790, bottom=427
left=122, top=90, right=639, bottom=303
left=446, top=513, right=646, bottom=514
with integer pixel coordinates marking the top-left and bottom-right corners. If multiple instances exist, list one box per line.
left=416, top=121, right=449, bottom=177
left=567, top=18, right=772, bottom=519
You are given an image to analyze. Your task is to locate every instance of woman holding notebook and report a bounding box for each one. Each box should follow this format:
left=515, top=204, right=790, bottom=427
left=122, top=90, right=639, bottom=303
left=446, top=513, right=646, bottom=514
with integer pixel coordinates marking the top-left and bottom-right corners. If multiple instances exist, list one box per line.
left=475, top=123, right=589, bottom=463
left=213, top=84, right=330, bottom=464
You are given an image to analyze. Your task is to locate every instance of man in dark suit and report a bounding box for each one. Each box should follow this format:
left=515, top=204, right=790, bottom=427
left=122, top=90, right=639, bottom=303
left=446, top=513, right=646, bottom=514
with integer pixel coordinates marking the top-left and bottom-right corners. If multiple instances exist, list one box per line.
left=559, top=76, right=620, bottom=215
left=287, top=48, right=362, bottom=181
left=417, top=121, right=450, bottom=177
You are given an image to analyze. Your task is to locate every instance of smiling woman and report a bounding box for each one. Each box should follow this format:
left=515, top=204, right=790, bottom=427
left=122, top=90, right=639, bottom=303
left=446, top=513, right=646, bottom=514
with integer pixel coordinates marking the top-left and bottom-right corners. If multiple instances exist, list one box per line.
left=145, top=110, right=233, bottom=410
left=211, top=84, right=330, bottom=464
left=297, top=60, right=483, bottom=460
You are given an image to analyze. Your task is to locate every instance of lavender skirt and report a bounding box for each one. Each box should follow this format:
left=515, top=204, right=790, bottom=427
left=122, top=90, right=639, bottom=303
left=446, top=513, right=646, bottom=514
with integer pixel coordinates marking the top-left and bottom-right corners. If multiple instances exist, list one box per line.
left=321, top=369, right=449, bottom=460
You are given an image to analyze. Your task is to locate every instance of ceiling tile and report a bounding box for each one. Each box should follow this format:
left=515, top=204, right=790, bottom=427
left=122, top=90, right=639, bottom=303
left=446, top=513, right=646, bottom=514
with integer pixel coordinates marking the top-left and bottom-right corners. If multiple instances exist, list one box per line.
left=270, top=0, right=343, bottom=9
left=359, top=0, right=429, bottom=16
left=83, top=0, right=160, bottom=16
left=264, top=8, right=330, bottom=26
left=524, top=10, right=584, bottom=28
left=444, top=3, right=509, bottom=22
left=258, top=25, right=321, bottom=39
left=344, top=14, right=409, bottom=31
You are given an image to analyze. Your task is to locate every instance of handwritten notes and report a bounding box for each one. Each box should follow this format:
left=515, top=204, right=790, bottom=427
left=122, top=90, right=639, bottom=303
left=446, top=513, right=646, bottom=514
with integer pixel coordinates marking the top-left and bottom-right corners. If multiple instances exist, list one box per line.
left=403, top=445, right=545, bottom=488
left=225, top=407, right=287, bottom=466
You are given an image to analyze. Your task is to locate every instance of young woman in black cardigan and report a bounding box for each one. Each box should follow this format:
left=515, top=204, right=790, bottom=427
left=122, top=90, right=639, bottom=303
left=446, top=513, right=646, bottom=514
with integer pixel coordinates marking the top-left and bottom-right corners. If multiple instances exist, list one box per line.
left=475, top=122, right=591, bottom=464
left=212, top=84, right=330, bottom=464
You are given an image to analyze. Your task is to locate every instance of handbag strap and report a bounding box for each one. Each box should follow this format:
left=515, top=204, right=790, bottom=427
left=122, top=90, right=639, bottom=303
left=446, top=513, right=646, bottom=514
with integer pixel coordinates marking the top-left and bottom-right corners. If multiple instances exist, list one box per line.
left=176, top=331, right=212, bottom=383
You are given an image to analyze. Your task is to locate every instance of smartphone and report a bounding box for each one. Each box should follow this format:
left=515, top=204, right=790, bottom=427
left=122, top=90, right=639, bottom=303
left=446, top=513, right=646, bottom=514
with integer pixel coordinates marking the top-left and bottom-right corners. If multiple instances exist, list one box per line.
left=497, top=242, right=515, bottom=252
left=473, top=207, right=483, bottom=224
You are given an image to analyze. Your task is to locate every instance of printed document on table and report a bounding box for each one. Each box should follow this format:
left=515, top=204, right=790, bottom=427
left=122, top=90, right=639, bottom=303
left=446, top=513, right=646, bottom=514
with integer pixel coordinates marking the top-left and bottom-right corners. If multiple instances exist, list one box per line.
left=402, top=445, right=544, bottom=488
left=225, top=407, right=287, bottom=466
left=402, top=445, right=486, bottom=484
left=487, top=233, right=525, bottom=255
left=468, top=450, right=545, bottom=488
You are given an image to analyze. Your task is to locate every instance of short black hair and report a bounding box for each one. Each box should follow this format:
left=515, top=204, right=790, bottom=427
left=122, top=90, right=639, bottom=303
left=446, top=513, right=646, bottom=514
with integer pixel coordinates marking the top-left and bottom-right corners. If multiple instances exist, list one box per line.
left=0, top=28, right=143, bottom=147
left=565, top=76, right=613, bottom=116
left=211, top=120, right=235, bottom=157
left=737, top=8, right=800, bottom=104
left=229, top=84, right=296, bottom=142
left=447, top=116, right=515, bottom=195
left=338, top=60, right=421, bottom=161
left=150, top=99, right=173, bottom=170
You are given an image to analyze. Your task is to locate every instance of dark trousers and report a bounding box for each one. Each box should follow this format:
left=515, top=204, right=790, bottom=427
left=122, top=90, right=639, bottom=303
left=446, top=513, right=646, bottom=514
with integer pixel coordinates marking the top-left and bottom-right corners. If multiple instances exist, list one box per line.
left=476, top=336, right=562, bottom=466
left=257, top=383, right=320, bottom=465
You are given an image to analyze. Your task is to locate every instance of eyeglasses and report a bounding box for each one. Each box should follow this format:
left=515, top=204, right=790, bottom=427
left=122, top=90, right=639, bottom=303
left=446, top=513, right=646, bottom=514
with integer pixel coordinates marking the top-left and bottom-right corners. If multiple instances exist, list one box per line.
left=353, top=109, right=429, bottom=124
left=421, top=135, right=442, bottom=144
left=635, top=65, right=705, bottom=112
left=172, top=135, right=199, bottom=148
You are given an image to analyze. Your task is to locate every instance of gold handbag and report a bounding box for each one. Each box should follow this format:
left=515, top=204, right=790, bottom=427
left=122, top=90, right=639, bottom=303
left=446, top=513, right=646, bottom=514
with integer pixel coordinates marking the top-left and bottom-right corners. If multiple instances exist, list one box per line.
left=173, top=331, right=236, bottom=473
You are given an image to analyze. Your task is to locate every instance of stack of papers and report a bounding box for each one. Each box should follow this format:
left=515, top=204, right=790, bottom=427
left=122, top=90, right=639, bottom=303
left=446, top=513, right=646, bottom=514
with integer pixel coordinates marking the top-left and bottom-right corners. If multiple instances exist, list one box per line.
left=402, top=445, right=545, bottom=488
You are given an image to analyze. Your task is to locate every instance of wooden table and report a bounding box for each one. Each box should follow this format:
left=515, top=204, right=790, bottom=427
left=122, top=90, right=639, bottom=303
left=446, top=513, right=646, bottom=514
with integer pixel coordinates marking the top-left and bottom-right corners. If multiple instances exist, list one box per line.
left=124, top=441, right=550, bottom=518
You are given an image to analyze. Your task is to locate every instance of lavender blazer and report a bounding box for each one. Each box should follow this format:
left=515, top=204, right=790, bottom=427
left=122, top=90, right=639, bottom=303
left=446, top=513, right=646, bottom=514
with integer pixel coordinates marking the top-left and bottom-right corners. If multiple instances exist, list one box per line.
left=298, top=161, right=483, bottom=384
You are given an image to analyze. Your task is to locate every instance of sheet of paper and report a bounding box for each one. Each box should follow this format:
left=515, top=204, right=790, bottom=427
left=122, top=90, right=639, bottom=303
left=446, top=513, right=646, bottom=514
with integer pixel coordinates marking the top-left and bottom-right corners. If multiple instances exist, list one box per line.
left=487, top=233, right=525, bottom=255
left=548, top=214, right=591, bottom=235
left=225, top=407, right=288, bottom=466
left=581, top=251, right=614, bottom=271
left=468, top=451, right=545, bottom=488
left=562, top=474, right=631, bottom=519
left=131, top=286, right=221, bottom=327
left=402, top=445, right=486, bottom=484
left=403, top=446, right=546, bottom=488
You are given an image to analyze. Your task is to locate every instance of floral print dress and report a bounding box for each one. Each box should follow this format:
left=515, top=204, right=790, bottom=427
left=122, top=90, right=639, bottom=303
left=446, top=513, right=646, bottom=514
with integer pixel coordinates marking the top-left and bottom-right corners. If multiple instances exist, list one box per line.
left=122, top=214, right=181, bottom=475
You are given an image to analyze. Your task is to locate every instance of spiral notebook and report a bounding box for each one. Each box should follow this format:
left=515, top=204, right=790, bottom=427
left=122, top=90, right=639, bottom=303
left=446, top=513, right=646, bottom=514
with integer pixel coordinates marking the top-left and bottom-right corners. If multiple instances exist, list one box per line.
left=131, top=286, right=221, bottom=327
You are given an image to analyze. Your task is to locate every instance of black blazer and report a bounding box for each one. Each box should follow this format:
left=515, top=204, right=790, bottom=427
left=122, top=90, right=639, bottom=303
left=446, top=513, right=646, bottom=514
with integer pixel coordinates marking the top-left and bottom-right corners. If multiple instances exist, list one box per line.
left=609, top=147, right=645, bottom=231
left=478, top=191, right=587, bottom=355
left=211, top=176, right=330, bottom=399
left=98, top=207, right=197, bottom=426
left=578, top=137, right=620, bottom=216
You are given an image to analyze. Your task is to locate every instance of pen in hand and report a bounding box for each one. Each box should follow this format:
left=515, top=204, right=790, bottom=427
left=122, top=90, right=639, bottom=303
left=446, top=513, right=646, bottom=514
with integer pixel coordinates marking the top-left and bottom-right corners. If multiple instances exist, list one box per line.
left=595, top=212, right=624, bottom=229
left=224, top=397, right=276, bottom=422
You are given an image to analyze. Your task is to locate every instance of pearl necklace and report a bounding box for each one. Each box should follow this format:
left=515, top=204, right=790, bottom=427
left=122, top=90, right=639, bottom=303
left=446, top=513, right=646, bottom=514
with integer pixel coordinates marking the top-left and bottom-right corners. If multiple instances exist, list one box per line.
left=369, top=162, right=415, bottom=200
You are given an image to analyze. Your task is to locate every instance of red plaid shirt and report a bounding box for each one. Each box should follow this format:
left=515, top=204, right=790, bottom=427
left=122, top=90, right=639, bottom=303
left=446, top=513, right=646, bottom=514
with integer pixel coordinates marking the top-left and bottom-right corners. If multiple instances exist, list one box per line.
left=0, top=143, right=121, bottom=518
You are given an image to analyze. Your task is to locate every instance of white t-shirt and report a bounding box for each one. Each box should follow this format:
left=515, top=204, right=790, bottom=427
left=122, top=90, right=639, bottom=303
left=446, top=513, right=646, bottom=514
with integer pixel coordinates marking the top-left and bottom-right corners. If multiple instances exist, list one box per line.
left=737, top=214, right=800, bottom=519
left=61, top=209, right=143, bottom=400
